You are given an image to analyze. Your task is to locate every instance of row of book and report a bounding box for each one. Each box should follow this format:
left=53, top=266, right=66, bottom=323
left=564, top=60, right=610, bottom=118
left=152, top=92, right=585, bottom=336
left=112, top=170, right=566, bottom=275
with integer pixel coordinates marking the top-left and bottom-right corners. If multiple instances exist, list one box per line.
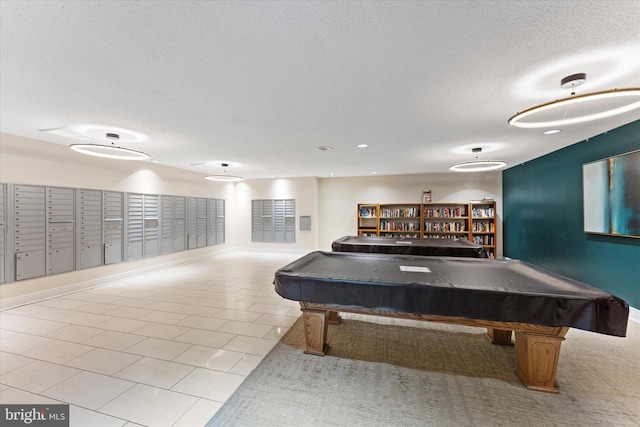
left=472, top=235, right=495, bottom=245
left=379, top=221, right=420, bottom=231
left=423, top=234, right=467, bottom=240
left=472, top=207, right=494, bottom=218
left=423, top=207, right=466, bottom=218
left=359, top=207, right=377, bottom=218
left=472, top=222, right=495, bottom=232
left=379, top=207, right=421, bottom=218
left=423, top=222, right=466, bottom=232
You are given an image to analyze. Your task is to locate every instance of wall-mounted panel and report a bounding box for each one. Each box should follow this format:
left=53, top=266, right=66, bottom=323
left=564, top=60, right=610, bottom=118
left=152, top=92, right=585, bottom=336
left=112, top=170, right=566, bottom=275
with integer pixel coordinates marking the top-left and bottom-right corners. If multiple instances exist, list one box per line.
left=144, top=194, right=159, bottom=258
left=0, top=183, right=7, bottom=283
left=46, top=187, right=75, bottom=275
left=14, top=185, right=46, bottom=280
left=104, top=191, right=124, bottom=265
left=196, top=197, right=207, bottom=248
left=126, top=193, right=144, bottom=261
left=216, top=199, right=225, bottom=244
left=187, top=197, right=197, bottom=250
left=161, top=195, right=174, bottom=254
left=174, top=196, right=186, bottom=252
left=78, top=189, right=102, bottom=269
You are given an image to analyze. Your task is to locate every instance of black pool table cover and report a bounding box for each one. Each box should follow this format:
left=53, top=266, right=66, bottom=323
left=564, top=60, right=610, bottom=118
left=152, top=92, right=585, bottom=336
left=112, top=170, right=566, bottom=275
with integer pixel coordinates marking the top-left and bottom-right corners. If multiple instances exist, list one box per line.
left=332, top=235, right=488, bottom=258
left=274, top=251, right=628, bottom=337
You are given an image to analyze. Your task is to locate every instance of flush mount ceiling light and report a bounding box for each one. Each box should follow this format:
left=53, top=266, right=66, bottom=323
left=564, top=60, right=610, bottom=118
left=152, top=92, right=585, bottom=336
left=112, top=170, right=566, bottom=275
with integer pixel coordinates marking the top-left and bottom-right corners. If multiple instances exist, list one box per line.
left=204, top=163, right=244, bottom=182
left=508, top=73, right=640, bottom=128
left=69, top=133, right=150, bottom=160
left=450, top=147, right=507, bottom=172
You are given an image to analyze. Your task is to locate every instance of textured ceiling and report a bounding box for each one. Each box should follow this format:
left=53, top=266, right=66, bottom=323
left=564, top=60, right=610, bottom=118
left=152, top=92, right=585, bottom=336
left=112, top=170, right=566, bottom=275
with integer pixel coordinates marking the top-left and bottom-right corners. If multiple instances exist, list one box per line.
left=1, top=1, right=639, bottom=179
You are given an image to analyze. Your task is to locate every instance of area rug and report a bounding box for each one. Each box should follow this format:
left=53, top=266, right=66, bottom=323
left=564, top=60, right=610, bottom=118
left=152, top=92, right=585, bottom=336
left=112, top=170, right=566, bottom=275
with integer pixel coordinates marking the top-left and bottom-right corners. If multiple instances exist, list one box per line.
left=207, top=314, right=640, bottom=426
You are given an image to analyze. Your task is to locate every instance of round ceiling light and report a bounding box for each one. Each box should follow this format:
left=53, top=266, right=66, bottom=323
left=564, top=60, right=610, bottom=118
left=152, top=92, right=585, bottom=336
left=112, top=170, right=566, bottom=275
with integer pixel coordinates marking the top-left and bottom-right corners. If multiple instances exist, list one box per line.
left=69, top=143, right=150, bottom=160
left=449, top=160, right=507, bottom=172
left=204, top=175, right=244, bottom=182
left=508, top=73, right=640, bottom=128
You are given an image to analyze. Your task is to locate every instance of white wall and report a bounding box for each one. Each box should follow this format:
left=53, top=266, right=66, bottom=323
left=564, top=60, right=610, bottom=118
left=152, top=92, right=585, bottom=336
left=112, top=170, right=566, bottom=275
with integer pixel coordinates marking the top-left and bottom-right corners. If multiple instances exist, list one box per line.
left=316, top=173, right=503, bottom=253
left=232, top=177, right=318, bottom=250
left=1, top=133, right=503, bottom=302
left=0, top=133, right=236, bottom=302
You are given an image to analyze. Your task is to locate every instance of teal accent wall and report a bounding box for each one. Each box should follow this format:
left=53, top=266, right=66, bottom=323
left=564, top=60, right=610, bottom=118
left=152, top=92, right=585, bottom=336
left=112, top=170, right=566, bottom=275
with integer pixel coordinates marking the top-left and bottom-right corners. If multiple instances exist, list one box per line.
left=503, top=120, right=640, bottom=309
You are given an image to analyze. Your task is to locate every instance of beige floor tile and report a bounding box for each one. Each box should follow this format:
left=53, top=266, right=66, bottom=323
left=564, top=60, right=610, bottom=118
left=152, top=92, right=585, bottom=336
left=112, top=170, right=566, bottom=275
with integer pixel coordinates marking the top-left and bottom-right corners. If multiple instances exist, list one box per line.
left=262, top=325, right=292, bottom=340
left=0, top=313, right=33, bottom=328
left=172, top=398, right=223, bottom=427
left=95, top=317, right=149, bottom=333
left=175, top=315, right=228, bottom=331
left=64, top=348, right=141, bottom=375
left=246, top=303, right=294, bottom=316
left=217, top=320, right=273, bottom=338
left=142, top=301, right=187, bottom=312
left=0, top=351, right=35, bottom=374
left=214, top=309, right=262, bottom=322
left=171, top=367, right=245, bottom=402
left=228, top=353, right=263, bottom=376
left=222, top=335, right=278, bottom=356
left=100, top=384, right=199, bottom=427
left=0, top=332, right=53, bottom=354
left=81, top=330, right=145, bottom=351
left=173, top=345, right=245, bottom=371
left=174, top=329, right=235, bottom=348
left=125, top=337, right=192, bottom=360
left=131, top=322, right=190, bottom=339
left=1, top=360, right=81, bottom=393
left=23, top=340, right=94, bottom=364
left=0, top=387, right=61, bottom=404
left=253, top=313, right=300, bottom=327
left=137, top=310, right=189, bottom=324
left=41, top=371, right=135, bottom=410
left=6, top=318, right=67, bottom=335
left=110, top=297, right=150, bottom=308
left=69, top=405, right=127, bottom=427
left=73, top=302, right=118, bottom=314
left=44, top=324, right=104, bottom=342
left=113, top=357, right=195, bottom=388
left=176, top=305, right=223, bottom=317
left=103, top=306, right=152, bottom=319
left=36, top=298, right=87, bottom=310
left=64, top=312, right=112, bottom=326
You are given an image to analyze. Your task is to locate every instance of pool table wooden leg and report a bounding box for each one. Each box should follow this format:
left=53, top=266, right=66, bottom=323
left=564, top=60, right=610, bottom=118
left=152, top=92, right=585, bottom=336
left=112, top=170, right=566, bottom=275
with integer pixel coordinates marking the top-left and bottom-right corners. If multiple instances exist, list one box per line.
left=486, top=328, right=513, bottom=345
left=300, top=308, right=329, bottom=356
left=514, top=327, right=569, bottom=394
left=328, top=310, right=342, bottom=324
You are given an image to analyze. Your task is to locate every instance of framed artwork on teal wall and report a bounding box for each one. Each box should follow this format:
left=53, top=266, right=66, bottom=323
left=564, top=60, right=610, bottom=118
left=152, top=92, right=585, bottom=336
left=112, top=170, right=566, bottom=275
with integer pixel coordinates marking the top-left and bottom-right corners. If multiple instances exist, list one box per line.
left=583, top=149, right=640, bottom=238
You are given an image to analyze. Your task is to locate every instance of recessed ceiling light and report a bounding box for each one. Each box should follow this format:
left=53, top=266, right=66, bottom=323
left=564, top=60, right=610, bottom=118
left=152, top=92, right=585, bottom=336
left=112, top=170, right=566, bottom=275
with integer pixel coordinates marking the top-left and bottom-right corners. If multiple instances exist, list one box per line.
left=315, top=145, right=333, bottom=151
left=357, top=144, right=368, bottom=148
left=150, top=159, right=161, bottom=163
left=371, top=171, right=377, bottom=174
left=543, top=129, right=562, bottom=135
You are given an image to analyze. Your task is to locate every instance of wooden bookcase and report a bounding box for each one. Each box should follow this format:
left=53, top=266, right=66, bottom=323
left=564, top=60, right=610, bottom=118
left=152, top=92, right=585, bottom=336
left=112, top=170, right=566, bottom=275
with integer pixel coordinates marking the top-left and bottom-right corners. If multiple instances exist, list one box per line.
left=422, top=203, right=469, bottom=240
left=470, top=201, right=496, bottom=258
left=356, top=200, right=497, bottom=257
left=357, top=203, right=378, bottom=237
left=378, top=204, right=421, bottom=238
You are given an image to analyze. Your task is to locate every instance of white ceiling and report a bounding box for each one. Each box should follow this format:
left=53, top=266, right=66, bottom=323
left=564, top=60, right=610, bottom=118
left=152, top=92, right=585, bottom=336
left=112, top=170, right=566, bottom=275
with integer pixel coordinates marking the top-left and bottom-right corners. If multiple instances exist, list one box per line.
left=1, top=1, right=639, bottom=180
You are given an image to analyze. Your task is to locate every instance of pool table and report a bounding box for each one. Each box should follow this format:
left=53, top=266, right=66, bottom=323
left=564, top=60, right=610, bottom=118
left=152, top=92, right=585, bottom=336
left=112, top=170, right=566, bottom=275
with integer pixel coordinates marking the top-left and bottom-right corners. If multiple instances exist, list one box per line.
left=332, top=235, right=488, bottom=258
left=274, top=251, right=629, bottom=393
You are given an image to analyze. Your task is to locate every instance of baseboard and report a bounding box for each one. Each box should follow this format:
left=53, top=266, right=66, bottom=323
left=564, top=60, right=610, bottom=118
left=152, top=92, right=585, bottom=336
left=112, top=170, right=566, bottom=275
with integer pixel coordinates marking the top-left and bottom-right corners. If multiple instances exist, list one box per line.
left=629, top=306, right=640, bottom=324
left=0, top=248, right=232, bottom=311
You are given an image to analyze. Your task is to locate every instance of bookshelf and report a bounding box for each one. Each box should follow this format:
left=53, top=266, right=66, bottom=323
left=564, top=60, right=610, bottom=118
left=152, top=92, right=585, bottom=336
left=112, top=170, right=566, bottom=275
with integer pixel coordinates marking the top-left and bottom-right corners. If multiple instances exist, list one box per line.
left=422, top=203, right=469, bottom=240
left=378, top=204, right=421, bottom=238
left=356, top=200, right=497, bottom=257
left=357, top=203, right=378, bottom=237
left=470, top=201, right=496, bottom=258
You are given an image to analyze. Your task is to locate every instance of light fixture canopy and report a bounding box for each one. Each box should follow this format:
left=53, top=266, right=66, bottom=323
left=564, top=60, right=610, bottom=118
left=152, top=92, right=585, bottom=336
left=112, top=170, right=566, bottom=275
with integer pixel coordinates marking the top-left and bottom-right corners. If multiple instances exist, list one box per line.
left=508, top=73, right=640, bottom=128
left=69, top=143, right=150, bottom=160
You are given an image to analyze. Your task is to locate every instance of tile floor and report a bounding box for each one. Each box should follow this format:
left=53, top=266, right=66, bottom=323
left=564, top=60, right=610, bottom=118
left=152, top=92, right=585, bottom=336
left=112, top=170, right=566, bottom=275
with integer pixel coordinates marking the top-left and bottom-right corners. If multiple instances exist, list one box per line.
left=0, top=250, right=303, bottom=427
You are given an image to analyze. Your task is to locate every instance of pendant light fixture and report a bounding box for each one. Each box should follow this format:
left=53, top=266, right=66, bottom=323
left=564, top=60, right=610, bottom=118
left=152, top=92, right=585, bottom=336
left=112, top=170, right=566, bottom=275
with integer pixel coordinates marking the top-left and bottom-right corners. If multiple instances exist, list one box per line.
left=449, top=147, right=507, bottom=172
left=205, top=163, right=244, bottom=182
left=508, top=73, right=640, bottom=128
left=69, top=133, right=150, bottom=160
